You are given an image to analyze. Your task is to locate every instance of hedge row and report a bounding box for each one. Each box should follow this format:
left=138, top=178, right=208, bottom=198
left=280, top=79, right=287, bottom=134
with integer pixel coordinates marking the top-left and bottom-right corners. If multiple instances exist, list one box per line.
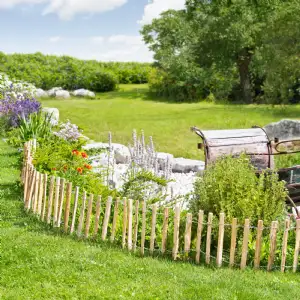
left=0, top=52, right=152, bottom=92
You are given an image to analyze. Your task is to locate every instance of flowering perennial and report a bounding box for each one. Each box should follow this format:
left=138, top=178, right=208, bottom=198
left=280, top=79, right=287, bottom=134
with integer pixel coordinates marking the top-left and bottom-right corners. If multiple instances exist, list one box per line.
left=54, top=120, right=82, bottom=142
left=0, top=97, right=41, bottom=127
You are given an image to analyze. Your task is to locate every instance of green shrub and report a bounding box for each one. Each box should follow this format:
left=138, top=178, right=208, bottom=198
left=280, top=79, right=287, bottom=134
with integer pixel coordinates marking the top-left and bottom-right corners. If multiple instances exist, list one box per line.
left=0, top=52, right=152, bottom=92
left=189, top=154, right=287, bottom=226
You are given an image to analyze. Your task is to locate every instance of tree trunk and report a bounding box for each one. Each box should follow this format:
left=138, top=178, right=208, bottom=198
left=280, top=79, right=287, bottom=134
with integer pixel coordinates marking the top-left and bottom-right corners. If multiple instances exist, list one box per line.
left=237, top=49, right=253, bottom=104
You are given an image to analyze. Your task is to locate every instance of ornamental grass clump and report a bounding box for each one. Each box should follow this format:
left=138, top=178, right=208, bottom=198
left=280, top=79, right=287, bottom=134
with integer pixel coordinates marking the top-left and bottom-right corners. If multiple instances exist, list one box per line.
left=190, top=154, right=287, bottom=226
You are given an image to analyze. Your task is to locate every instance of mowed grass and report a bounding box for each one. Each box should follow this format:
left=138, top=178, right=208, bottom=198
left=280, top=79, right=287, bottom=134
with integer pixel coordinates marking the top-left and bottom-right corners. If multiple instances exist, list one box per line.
left=41, top=84, right=300, bottom=159
left=1, top=139, right=300, bottom=299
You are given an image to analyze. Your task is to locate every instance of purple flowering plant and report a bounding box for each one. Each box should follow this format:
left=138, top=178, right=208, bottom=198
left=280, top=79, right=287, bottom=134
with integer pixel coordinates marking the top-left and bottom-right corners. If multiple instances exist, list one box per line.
left=0, top=94, right=41, bottom=127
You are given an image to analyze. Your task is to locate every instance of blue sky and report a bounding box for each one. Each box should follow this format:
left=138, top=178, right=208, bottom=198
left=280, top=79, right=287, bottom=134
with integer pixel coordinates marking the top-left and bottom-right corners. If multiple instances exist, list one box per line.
left=0, top=0, right=185, bottom=62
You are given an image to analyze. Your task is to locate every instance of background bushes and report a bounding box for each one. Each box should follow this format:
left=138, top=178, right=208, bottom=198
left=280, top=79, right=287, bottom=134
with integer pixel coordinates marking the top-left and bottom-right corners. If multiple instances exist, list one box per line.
left=0, top=52, right=152, bottom=92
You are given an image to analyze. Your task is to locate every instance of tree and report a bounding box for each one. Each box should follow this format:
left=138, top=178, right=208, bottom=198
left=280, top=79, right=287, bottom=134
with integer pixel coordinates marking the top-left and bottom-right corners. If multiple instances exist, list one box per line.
left=142, top=0, right=300, bottom=103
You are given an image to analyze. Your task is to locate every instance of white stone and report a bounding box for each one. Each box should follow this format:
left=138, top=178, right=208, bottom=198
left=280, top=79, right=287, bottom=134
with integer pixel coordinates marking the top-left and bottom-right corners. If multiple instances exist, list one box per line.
left=47, top=87, right=63, bottom=97
left=156, top=152, right=174, bottom=169
left=83, top=142, right=130, bottom=164
left=83, top=142, right=109, bottom=151
left=35, top=88, right=48, bottom=98
left=42, top=107, right=59, bottom=126
left=90, top=152, right=114, bottom=167
left=55, top=90, right=70, bottom=99
left=113, top=143, right=131, bottom=164
left=73, top=89, right=96, bottom=98
left=172, top=158, right=205, bottom=173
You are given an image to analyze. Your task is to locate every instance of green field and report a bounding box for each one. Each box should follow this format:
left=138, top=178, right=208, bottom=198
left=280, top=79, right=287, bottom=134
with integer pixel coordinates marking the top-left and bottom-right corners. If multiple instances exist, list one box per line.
left=41, top=84, right=300, bottom=159
left=1, top=138, right=300, bottom=299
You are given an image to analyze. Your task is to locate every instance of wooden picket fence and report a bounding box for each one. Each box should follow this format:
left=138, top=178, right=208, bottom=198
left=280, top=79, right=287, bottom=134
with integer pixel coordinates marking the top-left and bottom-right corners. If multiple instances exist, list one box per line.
left=21, top=141, right=300, bottom=272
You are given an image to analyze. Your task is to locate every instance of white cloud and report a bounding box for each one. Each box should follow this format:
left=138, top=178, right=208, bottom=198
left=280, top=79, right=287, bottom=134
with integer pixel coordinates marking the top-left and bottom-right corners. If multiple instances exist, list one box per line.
left=49, top=36, right=62, bottom=43
left=0, top=0, right=127, bottom=20
left=90, top=36, right=105, bottom=44
left=108, top=35, right=143, bottom=46
left=42, top=0, right=127, bottom=20
left=139, top=0, right=185, bottom=25
left=0, top=0, right=46, bottom=9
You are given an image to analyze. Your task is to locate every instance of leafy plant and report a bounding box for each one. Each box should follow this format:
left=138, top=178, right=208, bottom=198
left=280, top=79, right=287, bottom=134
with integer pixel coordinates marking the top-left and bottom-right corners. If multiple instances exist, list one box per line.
left=7, top=112, right=52, bottom=146
left=120, top=168, right=169, bottom=204
left=190, top=154, right=287, bottom=226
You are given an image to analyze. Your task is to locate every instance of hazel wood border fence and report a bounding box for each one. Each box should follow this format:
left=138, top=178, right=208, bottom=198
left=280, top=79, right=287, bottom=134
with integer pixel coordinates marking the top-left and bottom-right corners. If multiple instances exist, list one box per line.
left=21, top=141, right=300, bottom=272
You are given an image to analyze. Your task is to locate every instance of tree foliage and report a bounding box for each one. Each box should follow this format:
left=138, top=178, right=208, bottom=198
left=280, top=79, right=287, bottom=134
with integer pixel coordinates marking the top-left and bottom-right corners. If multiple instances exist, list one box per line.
left=142, top=0, right=300, bottom=103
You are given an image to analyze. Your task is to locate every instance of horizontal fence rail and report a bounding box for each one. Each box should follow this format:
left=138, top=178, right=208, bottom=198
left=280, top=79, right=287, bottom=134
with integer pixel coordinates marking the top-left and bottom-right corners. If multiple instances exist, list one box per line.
left=21, top=141, right=300, bottom=272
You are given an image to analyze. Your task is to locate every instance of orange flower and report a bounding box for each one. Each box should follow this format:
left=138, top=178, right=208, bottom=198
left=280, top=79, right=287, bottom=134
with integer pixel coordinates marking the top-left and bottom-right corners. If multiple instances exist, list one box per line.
left=76, top=167, right=83, bottom=174
left=81, top=152, right=88, bottom=158
left=63, top=165, right=68, bottom=171
left=52, top=167, right=57, bottom=171
left=72, top=150, right=80, bottom=156
left=84, top=163, right=92, bottom=170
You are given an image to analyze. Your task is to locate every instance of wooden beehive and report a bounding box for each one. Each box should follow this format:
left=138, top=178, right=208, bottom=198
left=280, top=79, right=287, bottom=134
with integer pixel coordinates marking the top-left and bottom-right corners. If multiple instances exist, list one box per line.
left=191, top=127, right=274, bottom=170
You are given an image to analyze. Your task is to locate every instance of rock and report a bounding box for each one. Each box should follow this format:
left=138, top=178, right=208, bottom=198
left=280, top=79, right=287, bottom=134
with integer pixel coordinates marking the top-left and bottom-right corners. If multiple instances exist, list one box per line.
left=55, top=90, right=70, bottom=99
left=113, top=144, right=131, bottom=164
left=47, top=87, right=63, bottom=97
left=35, top=88, right=48, bottom=98
left=264, top=119, right=300, bottom=141
left=156, top=152, right=174, bottom=169
left=172, top=158, right=205, bottom=173
left=90, top=152, right=114, bottom=167
left=83, top=142, right=110, bottom=151
left=73, top=89, right=96, bottom=98
left=83, top=142, right=130, bottom=164
left=42, top=107, right=59, bottom=126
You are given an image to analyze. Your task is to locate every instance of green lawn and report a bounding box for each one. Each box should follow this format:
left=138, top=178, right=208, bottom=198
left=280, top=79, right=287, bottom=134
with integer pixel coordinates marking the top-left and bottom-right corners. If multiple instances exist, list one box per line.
left=1, top=139, right=300, bottom=299
left=41, top=84, right=300, bottom=159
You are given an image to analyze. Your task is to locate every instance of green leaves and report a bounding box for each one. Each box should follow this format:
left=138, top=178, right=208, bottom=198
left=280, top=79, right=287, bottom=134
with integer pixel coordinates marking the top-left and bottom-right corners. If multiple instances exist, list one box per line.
left=190, top=154, right=287, bottom=226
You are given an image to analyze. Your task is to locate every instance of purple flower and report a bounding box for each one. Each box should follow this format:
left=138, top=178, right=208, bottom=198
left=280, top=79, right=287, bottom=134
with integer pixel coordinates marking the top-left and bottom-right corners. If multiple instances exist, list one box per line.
left=0, top=96, right=41, bottom=127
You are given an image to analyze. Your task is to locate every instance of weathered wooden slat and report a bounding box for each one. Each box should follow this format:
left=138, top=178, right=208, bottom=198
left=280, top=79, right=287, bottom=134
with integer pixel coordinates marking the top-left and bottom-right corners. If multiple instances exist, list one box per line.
left=229, top=218, right=238, bottom=267
left=127, top=199, right=133, bottom=250
left=161, top=207, right=169, bottom=255
left=240, top=219, right=250, bottom=270
left=216, top=213, right=225, bottom=267
left=133, top=200, right=139, bottom=251
left=150, top=204, right=157, bottom=255
left=205, top=213, right=213, bottom=264
left=101, top=196, right=112, bottom=241
left=53, top=177, right=61, bottom=225
left=281, top=218, right=290, bottom=272
left=267, top=221, right=278, bottom=271
left=140, top=200, right=146, bottom=256
left=70, top=187, right=80, bottom=234
left=254, top=220, right=264, bottom=270
left=122, top=198, right=128, bottom=249
left=33, top=172, right=40, bottom=213
left=57, top=178, right=65, bottom=227
left=93, top=195, right=102, bottom=236
left=85, top=194, right=94, bottom=238
left=293, top=219, right=300, bottom=273
left=184, top=213, right=192, bottom=259
left=172, top=206, right=180, bottom=261
left=64, top=182, right=73, bottom=233
left=110, top=197, right=119, bottom=242
left=195, top=210, right=204, bottom=264
left=46, top=176, right=55, bottom=224
left=37, top=173, right=44, bottom=216
left=41, top=173, right=48, bottom=221
left=77, top=191, right=87, bottom=237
